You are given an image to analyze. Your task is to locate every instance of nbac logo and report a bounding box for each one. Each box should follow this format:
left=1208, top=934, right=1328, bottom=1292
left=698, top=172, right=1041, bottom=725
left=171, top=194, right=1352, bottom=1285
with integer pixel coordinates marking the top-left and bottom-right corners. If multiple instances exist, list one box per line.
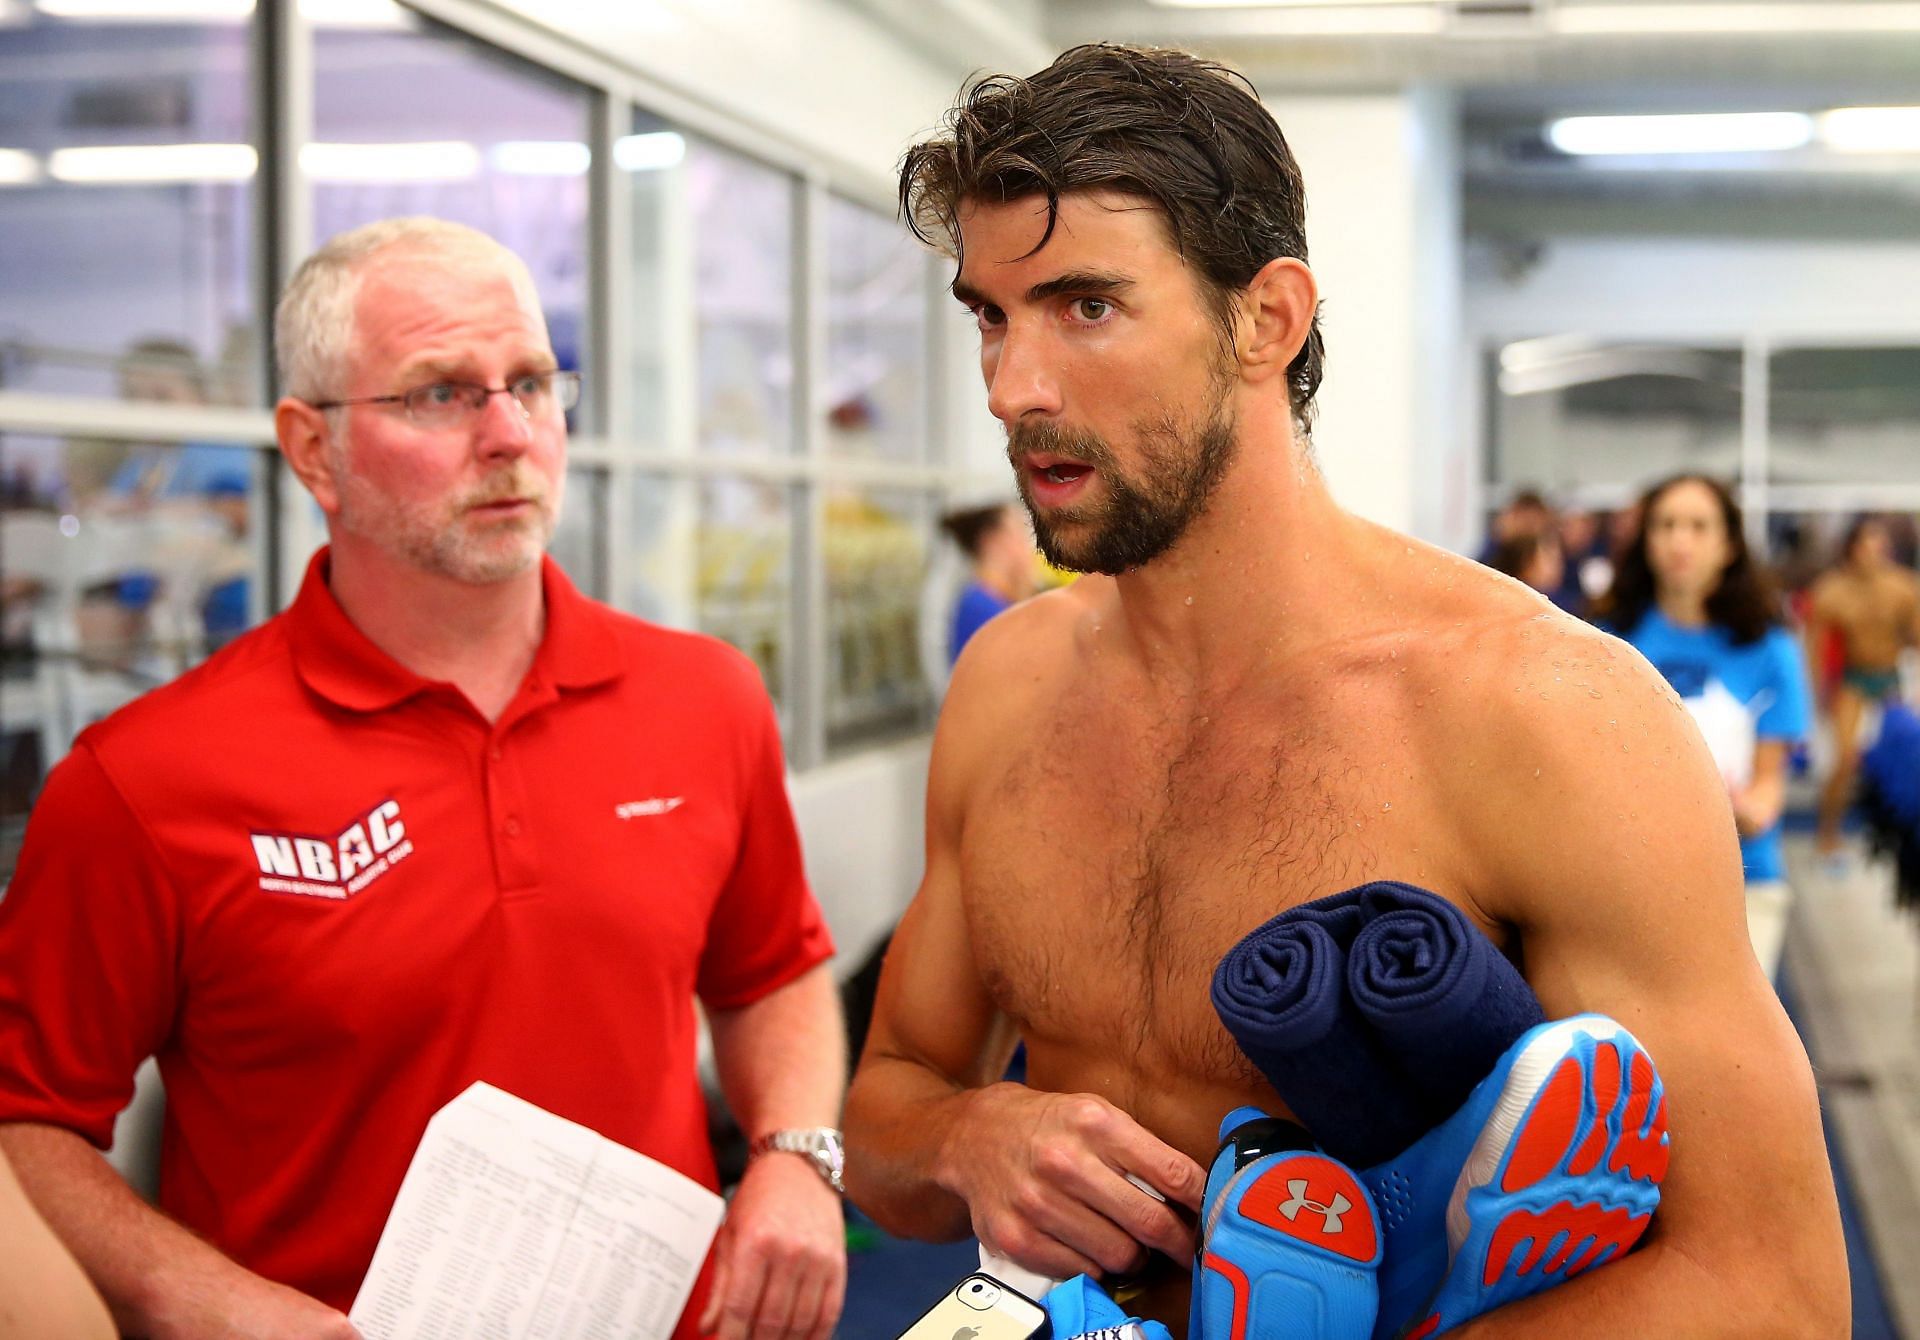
left=250, top=799, right=414, bottom=900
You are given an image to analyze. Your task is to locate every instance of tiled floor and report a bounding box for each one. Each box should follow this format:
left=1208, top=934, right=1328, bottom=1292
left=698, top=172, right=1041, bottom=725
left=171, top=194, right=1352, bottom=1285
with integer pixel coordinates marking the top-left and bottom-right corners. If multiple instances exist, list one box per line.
left=1781, top=833, right=1920, bottom=1337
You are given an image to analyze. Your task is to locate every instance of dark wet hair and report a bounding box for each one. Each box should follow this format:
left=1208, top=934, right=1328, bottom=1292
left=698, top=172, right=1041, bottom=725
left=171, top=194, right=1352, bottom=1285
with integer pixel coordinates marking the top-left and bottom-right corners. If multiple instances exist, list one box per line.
left=941, top=504, right=1009, bottom=559
left=900, top=43, right=1324, bottom=426
left=1595, top=473, right=1780, bottom=646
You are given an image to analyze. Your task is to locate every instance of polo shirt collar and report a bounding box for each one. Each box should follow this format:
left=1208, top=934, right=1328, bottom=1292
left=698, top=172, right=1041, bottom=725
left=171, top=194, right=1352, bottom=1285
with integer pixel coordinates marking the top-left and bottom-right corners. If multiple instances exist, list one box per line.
left=288, top=548, right=625, bottom=713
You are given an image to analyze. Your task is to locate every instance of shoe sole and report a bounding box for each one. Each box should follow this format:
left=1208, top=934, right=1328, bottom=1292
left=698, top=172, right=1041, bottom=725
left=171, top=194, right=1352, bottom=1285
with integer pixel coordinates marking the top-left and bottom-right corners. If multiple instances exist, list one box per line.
left=1409, top=1014, right=1667, bottom=1336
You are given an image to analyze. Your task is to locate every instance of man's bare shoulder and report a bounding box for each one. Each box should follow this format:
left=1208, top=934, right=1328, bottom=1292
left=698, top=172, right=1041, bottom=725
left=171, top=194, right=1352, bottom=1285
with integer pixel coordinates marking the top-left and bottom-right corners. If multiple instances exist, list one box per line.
left=929, top=582, right=1104, bottom=792
left=1430, top=601, right=1732, bottom=924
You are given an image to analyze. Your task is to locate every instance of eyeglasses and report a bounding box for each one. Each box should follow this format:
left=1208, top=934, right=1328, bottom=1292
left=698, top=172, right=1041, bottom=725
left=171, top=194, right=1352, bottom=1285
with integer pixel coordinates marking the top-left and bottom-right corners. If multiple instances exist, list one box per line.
left=312, top=370, right=582, bottom=428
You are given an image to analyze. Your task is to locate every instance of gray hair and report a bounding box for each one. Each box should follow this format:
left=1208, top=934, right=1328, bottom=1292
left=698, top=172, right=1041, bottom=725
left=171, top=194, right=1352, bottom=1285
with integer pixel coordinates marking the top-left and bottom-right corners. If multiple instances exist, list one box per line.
left=273, top=217, right=539, bottom=401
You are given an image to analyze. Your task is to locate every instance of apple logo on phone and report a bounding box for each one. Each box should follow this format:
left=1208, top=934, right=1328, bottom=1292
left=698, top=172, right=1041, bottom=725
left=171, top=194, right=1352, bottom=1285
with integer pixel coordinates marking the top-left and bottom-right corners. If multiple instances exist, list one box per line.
left=952, top=1328, right=981, bottom=1340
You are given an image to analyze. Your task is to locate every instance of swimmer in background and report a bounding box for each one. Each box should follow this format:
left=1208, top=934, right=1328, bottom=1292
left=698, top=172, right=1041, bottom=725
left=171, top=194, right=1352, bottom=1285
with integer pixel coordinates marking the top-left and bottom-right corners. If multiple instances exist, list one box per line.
left=941, top=502, right=1039, bottom=664
left=1809, top=516, right=1920, bottom=860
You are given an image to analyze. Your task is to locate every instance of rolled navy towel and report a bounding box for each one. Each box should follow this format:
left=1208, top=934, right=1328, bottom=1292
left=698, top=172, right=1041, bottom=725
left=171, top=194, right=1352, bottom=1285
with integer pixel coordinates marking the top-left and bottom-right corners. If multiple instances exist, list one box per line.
left=1209, top=908, right=1426, bottom=1168
left=1212, top=881, right=1543, bottom=1168
left=1344, top=880, right=1546, bottom=1133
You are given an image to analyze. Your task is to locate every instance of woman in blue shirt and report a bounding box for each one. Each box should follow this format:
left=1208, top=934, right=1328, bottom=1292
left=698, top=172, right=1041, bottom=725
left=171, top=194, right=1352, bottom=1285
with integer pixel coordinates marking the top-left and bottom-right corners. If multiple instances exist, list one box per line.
left=1594, top=475, right=1812, bottom=973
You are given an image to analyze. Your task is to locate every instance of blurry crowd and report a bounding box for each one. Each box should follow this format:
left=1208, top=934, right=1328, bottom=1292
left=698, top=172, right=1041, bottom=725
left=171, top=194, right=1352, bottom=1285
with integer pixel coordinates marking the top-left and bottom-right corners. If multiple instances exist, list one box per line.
left=1479, top=480, right=1920, bottom=906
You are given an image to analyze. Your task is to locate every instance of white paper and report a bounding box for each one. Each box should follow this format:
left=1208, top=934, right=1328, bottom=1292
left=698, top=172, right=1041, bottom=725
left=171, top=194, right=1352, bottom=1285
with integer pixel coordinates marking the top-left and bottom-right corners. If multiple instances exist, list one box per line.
left=351, top=1082, right=725, bottom=1340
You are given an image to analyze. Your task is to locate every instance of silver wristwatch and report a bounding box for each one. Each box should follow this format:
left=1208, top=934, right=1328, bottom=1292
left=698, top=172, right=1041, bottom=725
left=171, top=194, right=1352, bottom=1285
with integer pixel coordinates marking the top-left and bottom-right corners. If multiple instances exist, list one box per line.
left=748, top=1127, right=845, bottom=1194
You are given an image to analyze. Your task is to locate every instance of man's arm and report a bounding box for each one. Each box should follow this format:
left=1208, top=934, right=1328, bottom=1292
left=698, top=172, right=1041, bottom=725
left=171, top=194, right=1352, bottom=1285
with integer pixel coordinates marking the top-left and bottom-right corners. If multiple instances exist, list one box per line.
left=1455, top=626, right=1847, bottom=1335
left=844, top=613, right=1203, bottom=1282
left=0, top=1141, right=114, bottom=1340
left=0, top=1122, right=358, bottom=1339
left=699, top=964, right=848, bottom=1340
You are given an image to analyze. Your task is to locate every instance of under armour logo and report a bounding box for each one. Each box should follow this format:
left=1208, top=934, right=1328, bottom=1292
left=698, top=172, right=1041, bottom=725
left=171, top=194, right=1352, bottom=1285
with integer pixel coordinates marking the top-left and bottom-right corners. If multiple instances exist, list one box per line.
left=1278, top=1178, right=1351, bottom=1233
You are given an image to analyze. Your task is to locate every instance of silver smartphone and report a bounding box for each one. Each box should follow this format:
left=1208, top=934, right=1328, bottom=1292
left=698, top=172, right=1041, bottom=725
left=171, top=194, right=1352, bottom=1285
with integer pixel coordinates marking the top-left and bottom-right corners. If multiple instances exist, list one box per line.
left=896, top=1272, right=1050, bottom=1340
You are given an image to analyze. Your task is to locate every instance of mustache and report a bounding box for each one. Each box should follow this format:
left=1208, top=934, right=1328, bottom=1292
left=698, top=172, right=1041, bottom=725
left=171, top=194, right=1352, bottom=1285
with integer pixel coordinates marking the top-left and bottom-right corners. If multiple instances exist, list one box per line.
left=460, top=472, right=545, bottom=509
left=1007, top=419, right=1117, bottom=471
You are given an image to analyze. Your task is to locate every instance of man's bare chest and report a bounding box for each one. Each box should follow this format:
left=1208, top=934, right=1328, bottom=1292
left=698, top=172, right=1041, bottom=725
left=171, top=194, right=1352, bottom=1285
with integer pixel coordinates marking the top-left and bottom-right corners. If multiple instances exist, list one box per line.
left=957, top=704, right=1460, bottom=1067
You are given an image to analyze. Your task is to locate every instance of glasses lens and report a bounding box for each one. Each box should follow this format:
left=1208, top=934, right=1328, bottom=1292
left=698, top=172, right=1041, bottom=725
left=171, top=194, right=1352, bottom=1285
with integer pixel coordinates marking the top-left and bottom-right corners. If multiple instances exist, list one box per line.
left=405, top=382, right=481, bottom=426
left=552, top=371, right=581, bottom=413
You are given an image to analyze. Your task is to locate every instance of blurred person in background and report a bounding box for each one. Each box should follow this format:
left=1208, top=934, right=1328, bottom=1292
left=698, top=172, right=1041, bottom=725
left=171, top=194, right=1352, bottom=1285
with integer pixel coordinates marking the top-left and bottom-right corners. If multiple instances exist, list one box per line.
left=1476, top=485, right=1554, bottom=565
left=939, top=501, right=1037, bottom=663
left=1486, top=529, right=1567, bottom=608
left=1809, top=515, right=1920, bottom=862
left=1595, top=474, right=1812, bottom=976
left=1558, top=507, right=1614, bottom=611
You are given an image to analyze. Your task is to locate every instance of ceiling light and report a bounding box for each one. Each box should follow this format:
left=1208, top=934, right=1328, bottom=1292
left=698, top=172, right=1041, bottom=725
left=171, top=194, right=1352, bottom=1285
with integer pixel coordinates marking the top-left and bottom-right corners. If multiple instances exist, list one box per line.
left=48, top=142, right=256, bottom=182
left=0, top=148, right=42, bottom=184
left=614, top=131, right=686, bottom=172
left=300, top=0, right=412, bottom=27
left=489, top=141, right=591, bottom=176
left=1557, top=3, right=1920, bottom=34
left=1148, top=0, right=1423, bottom=6
left=300, top=141, right=480, bottom=182
left=33, top=0, right=252, bottom=18
left=1547, top=113, right=1813, bottom=156
left=1819, top=106, right=1920, bottom=154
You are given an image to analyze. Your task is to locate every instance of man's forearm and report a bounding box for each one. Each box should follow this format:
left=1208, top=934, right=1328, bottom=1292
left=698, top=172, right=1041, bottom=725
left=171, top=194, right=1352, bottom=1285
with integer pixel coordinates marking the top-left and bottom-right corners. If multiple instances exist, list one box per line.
left=707, top=963, right=848, bottom=1139
left=841, top=1054, right=985, bottom=1242
left=0, top=1121, right=263, bottom=1335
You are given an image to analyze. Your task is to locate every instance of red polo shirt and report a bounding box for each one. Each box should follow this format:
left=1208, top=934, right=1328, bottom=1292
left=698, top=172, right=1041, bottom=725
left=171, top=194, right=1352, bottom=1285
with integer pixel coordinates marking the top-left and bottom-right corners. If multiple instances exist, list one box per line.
left=0, top=550, right=834, bottom=1330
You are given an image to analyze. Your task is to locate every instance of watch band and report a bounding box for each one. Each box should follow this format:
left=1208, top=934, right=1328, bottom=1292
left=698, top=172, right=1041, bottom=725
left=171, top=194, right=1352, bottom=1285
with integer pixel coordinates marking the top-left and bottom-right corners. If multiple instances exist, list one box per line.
left=748, top=1127, right=845, bottom=1194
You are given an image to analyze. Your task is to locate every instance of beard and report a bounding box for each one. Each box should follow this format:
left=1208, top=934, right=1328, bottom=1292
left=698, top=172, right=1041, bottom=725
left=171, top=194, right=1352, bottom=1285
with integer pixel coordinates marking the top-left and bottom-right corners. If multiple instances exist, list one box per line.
left=335, top=461, right=560, bottom=585
left=1008, top=389, right=1238, bottom=577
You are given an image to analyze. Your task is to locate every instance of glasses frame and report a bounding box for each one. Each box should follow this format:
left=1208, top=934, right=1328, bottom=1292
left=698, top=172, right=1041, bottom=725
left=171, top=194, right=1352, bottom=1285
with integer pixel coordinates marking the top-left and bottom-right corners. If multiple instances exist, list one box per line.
left=311, top=369, right=583, bottom=426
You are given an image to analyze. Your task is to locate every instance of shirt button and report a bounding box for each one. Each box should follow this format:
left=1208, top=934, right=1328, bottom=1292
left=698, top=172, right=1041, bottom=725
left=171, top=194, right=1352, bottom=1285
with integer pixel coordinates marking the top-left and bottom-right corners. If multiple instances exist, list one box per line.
left=504, top=816, right=521, bottom=838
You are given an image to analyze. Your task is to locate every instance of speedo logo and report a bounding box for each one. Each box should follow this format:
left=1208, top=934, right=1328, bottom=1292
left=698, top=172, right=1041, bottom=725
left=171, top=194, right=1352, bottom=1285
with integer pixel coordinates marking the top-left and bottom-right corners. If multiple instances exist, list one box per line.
left=250, top=799, right=413, bottom=900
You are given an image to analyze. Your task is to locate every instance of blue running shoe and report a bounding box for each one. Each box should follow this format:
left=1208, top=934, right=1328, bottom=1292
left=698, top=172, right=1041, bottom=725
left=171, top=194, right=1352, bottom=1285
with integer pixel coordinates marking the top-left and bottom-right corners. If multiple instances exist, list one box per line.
left=1360, top=1014, right=1669, bottom=1339
left=1043, top=1275, right=1173, bottom=1340
left=1191, top=1106, right=1382, bottom=1340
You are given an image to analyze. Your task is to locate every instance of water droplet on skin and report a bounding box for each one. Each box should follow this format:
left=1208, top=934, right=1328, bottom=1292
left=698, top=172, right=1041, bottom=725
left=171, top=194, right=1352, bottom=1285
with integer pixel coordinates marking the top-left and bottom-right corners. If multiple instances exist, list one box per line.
left=1588, top=689, right=1602, bottom=699
left=1185, top=595, right=1194, bottom=606
left=1382, top=802, right=1392, bottom=812
left=1533, top=768, right=1541, bottom=778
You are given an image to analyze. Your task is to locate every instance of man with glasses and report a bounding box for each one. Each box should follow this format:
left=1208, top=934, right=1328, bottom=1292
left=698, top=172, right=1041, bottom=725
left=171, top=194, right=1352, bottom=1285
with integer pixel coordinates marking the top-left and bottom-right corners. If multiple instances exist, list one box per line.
left=0, top=217, right=847, bottom=1340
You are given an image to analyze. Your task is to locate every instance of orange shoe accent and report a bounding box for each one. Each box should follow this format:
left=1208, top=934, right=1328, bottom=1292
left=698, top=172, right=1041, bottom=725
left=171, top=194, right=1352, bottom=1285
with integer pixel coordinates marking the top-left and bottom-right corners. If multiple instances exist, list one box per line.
left=1201, top=1251, right=1252, bottom=1340
left=1500, top=1057, right=1584, bottom=1193
left=1406, top=1315, right=1442, bottom=1338
left=1481, top=1200, right=1653, bottom=1288
left=1608, top=1090, right=1670, bottom=1184
left=1239, top=1156, right=1379, bottom=1264
left=1565, top=1043, right=1622, bottom=1177
left=1619, top=1052, right=1654, bottom=1134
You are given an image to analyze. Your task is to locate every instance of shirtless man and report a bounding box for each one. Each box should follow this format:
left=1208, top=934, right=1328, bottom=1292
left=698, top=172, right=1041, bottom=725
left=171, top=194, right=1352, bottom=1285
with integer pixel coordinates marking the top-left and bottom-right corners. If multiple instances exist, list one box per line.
left=843, top=44, right=1847, bottom=1335
left=1810, top=516, right=1920, bottom=856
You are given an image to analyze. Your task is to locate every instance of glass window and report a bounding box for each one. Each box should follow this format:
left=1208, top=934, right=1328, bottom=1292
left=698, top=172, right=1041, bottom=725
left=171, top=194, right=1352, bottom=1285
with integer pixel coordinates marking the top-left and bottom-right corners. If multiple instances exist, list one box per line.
left=825, top=194, right=930, bottom=463
left=311, top=9, right=591, bottom=393
left=628, top=473, right=793, bottom=720
left=677, top=129, right=796, bottom=458
left=826, top=486, right=933, bottom=754
left=548, top=465, right=606, bottom=601
left=0, top=14, right=256, bottom=403
left=2, top=433, right=270, bottom=876
left=1489, top=340, right=1743, bottom=492
left=1769, top=347, right=1920, bottom=486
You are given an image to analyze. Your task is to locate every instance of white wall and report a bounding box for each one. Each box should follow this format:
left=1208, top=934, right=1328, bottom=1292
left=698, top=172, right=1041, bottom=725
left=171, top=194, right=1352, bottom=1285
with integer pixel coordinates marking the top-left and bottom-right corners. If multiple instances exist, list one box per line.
left=490, top=0, right=1003, bottom=187
left=1264, top=90, right=1474, bottom=552
left=1466, top=235, right=1920, bottom=344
